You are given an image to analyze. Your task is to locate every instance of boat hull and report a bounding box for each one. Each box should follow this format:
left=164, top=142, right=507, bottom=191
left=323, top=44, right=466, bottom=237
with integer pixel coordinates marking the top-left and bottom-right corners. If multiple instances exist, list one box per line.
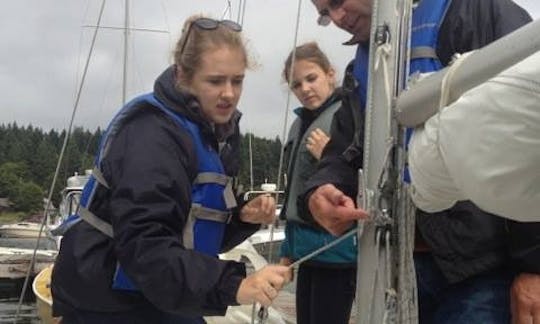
left=0, top=248, right=56, bottom=279
left=0, top=222, right=44, bottom=238
left=33, top=265, right=60, bottom=324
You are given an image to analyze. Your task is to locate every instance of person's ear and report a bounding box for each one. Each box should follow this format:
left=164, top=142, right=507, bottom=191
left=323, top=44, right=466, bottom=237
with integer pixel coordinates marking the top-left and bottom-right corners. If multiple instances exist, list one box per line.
left=175, top=65, right=190, bottom=91
left=328, top=68, right=337, bottom=87
left=328, top=67, right=336, bottom=78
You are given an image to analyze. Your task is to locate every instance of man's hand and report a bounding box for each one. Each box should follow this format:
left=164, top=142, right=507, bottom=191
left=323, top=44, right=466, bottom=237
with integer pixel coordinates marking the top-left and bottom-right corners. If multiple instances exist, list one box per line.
left=236, top=265, right=290, bottom=306
left=240, top=194, right=276, bottom=225
left=511, top=273, right=540, bottom=324
left=308, top=184, right=368, bottom=236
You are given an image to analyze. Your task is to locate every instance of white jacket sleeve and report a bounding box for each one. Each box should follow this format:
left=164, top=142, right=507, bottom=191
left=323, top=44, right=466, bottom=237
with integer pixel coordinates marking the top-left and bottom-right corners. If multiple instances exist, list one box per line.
left=408, top=51, right=540, bottom=222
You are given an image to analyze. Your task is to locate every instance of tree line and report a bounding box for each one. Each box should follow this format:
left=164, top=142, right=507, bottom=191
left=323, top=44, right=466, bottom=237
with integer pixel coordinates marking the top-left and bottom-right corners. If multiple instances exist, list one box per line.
left=0, top=123, right=282, bottom=213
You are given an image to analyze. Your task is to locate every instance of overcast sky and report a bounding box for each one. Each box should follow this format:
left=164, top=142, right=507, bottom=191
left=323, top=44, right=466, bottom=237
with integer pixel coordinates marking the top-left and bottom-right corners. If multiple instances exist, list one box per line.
left=1, top=0, right=538, bottom=139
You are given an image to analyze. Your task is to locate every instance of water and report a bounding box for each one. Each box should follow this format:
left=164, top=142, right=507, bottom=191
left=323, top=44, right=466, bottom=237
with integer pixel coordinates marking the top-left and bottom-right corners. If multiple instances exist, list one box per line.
left=0, top=300, right=39, bottom=324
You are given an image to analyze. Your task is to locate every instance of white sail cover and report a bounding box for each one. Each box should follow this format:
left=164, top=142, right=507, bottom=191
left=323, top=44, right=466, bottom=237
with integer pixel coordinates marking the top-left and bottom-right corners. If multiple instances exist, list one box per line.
left=408, top=51, right=540, bottom=222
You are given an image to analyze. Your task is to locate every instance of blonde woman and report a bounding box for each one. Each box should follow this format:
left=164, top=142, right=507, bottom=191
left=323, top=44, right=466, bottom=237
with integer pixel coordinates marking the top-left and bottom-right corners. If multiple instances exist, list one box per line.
left=51, top=16, right=289, bottom=323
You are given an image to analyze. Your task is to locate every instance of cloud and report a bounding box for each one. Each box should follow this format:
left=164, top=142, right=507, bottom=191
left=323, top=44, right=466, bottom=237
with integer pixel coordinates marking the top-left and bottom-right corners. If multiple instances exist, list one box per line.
left=0, top=0, right=537, bottom=138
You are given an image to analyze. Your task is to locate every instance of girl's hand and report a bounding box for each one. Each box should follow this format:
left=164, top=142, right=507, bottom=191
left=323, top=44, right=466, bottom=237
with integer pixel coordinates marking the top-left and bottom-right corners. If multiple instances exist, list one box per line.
left=240, top=194, right=276, bottom=224
left=306, top=128, right=330, bottom=160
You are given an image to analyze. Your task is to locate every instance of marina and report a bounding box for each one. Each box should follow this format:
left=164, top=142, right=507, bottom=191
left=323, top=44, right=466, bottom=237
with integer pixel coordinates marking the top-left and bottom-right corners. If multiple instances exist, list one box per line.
left=0, top=0, right=538, bottom=323
left=0, top=301, right=38, bottom=324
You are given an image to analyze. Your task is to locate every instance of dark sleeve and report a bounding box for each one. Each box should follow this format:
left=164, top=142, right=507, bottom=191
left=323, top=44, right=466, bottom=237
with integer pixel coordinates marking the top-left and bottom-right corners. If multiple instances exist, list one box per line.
left=298, top=100, right=361, bottom=223
left=437, top=0, right=532, bottom=65
left=221, top=198, right=260, bottom=253
left=430, top=0, right=537, bottom=277
left=219, top=123, right=261, bottom=252
left=103, top=109, right=245, bottom=315
left=507, top=221, right=540, bottom=273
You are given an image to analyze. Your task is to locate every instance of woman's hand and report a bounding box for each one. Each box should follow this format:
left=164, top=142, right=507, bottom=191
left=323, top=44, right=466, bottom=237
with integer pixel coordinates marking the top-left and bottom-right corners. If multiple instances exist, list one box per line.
left=279, top=257, right=294, bottom=282
left=306, top=128, right=330, bottom=160
left=240, top=194, right=276, bottom=224
left=236, top=265, right=290, bottom=306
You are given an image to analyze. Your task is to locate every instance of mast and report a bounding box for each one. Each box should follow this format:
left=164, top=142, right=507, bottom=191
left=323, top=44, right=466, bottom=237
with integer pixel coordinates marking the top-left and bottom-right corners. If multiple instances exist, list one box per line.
left=355, top=0, right=415, bottom=322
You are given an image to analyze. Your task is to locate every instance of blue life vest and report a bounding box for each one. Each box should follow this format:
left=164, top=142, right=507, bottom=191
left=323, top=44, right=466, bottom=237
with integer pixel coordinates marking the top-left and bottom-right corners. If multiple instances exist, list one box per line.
left=353, top=0, right=452, bottom=107
left=352, top=0, right=452, bottom=182
left=61, top=93, right=237, bottom=291
left=410, top=0, right=453, bottom=74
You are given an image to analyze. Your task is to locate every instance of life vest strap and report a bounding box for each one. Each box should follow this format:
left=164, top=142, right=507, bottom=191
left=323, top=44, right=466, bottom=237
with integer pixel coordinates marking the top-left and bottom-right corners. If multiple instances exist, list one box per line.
left=194, top=172, right=237, bottom=209
left=190, top=203, right=231, bottom=223
left=79, top=206, right=114, bottom=238
left=182, top=203, right=232, bottom=250
left=92, top=166, right=110, bottom=189
left=223, top=179, right=237, bottom=209
left=194, top=172, right=228, bottom=185
left=411, top=46, right=439, bottom=60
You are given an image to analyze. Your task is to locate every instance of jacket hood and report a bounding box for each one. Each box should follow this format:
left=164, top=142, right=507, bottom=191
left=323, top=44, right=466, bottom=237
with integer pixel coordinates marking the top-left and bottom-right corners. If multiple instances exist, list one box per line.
left=153, top=65, right=242, bottom=143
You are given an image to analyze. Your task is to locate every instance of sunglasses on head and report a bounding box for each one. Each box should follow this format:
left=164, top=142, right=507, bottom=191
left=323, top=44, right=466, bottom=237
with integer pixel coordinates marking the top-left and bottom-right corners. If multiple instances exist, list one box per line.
left=179, top=18, right=243, bottom=56
left=317, top=0, right=345, bottom=26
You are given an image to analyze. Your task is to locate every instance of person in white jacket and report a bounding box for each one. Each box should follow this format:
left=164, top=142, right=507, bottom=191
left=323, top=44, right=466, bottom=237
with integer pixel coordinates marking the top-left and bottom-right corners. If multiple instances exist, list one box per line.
left=408, top=51, right=540, bottom=224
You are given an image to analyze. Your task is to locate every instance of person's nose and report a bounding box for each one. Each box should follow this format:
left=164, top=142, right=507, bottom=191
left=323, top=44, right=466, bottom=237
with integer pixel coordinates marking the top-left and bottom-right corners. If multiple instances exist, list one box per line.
left=301, top=82, right=311, bottom=93
left=221, top=81, right=235, bottom=99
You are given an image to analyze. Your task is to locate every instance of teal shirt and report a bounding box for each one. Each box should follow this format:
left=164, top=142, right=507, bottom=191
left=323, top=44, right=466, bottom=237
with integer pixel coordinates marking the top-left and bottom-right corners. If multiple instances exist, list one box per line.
left=279, top=221, right=357, bottom=264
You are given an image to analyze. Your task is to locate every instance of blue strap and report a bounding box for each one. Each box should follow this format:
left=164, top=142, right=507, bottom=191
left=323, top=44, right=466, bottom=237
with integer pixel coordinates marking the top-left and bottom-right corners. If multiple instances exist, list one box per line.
left=353, top=44, right=370, bottom=111
left=410, top=0, right=452, bottom=74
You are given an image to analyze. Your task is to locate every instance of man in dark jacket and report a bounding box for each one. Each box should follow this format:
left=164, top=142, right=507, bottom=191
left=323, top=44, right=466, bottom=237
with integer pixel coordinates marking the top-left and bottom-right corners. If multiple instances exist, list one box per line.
left=305, top=0, right=540, bottom=323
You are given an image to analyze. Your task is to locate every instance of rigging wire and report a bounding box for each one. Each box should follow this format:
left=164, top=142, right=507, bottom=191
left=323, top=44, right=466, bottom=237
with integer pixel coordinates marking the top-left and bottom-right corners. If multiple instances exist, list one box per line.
left=13, top=0, right=108, bottom=322
left=239, top=0, right=248, bottom=26
left=249, top=2, right=305, bottom=323
left=275, top=0, right=303, bottom=196
left=236, top=0, right=244, bottom=24
left=221, top=0, right=232, bottom=20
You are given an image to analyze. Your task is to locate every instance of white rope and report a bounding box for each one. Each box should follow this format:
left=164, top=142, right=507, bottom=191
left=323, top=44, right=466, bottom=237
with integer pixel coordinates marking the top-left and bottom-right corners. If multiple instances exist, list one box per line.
left=374, top=43, right=393, bottom=133
left=436, top=51, right=473, bottom=145
left=374, top=43, right=393, bottom=109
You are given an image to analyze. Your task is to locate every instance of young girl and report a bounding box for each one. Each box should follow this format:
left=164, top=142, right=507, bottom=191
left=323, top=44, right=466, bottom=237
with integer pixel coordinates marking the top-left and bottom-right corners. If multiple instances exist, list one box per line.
left=51, top=15, right=289, bottom=323
left=279, top=42, right=357, bottom=324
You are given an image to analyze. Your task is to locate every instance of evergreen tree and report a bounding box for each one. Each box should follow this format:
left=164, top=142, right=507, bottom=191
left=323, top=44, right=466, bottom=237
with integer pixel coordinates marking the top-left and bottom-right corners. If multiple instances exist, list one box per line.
left=11, top=181, right=43, bottom=213
left=0, top=122, right=283, bottom=212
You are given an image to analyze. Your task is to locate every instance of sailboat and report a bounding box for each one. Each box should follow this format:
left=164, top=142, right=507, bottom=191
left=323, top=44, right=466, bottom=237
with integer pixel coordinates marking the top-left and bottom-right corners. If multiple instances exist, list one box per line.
left=33, top=171, right=89, bottom=324
left=0, top=222, right=44, bottom=238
